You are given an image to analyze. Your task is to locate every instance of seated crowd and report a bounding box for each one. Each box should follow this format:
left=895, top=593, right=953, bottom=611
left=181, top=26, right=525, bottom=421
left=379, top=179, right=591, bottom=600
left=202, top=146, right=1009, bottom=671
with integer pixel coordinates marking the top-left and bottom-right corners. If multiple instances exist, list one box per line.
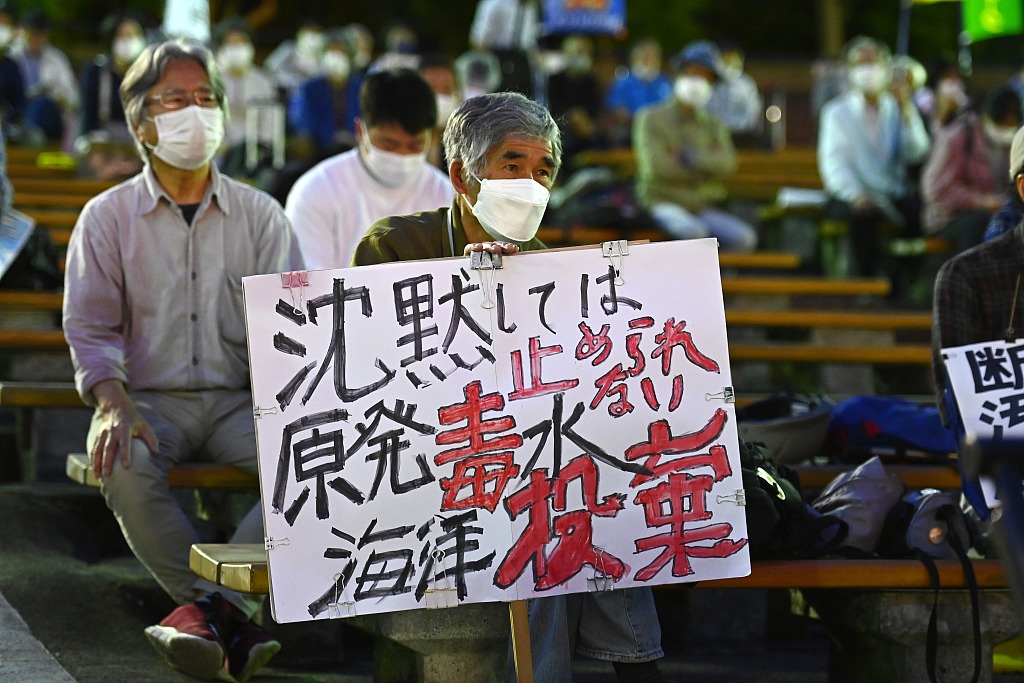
left=5, top=5, right=1024, bottom=682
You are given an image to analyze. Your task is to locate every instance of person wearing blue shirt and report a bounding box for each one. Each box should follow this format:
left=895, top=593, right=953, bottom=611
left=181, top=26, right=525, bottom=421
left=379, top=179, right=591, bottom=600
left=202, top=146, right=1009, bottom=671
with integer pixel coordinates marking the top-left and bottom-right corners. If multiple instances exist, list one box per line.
left=287, top=28, right=363, bottom=155
left=604, top=38, right=672, bottom=146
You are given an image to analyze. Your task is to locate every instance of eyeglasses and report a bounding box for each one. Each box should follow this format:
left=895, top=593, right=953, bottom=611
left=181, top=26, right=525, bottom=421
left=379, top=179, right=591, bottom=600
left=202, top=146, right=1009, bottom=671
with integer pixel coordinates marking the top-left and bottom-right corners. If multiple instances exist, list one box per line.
left=145, top=88, right=220, bottom=110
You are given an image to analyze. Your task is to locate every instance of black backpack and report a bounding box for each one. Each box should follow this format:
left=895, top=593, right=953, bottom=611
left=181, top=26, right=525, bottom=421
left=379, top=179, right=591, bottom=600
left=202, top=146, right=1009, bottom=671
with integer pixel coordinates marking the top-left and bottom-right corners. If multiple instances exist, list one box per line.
left=740, top=440, right=848, bottom=559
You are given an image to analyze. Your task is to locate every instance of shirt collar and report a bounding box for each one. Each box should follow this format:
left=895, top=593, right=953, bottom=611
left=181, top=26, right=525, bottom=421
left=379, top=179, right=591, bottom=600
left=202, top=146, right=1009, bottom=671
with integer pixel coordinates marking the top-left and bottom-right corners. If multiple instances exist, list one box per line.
left=139, top=162, right=230, bottom=216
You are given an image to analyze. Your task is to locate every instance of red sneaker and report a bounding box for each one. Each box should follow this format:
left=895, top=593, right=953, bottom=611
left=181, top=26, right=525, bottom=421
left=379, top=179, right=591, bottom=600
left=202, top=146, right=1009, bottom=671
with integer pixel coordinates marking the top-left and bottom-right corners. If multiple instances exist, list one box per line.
left=144, top=595, right=227, bottom=680
left=224, top=618, right=282, bottom=683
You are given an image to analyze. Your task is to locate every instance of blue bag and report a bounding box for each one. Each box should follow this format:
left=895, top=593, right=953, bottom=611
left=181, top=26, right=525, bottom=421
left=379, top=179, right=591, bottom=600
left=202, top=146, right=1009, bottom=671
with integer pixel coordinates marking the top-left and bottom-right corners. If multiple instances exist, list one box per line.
left=826, top=396, right=957, bottom=463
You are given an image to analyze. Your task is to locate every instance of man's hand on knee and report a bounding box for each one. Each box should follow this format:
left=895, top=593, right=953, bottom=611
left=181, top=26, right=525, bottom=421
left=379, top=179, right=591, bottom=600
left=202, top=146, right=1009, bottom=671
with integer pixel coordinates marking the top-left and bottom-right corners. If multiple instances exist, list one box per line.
left=90, top=379, right=160, bottom=477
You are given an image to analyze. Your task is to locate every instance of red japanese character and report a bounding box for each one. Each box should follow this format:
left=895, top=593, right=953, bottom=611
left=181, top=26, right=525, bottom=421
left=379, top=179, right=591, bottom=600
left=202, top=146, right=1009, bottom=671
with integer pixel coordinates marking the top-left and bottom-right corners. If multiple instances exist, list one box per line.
left=436, top=380, right=523, bottom=465
left=509, top=336, right=579, bottom=401
left=590, top=362, right=633, bottom=417
left=651, top=317, right=720, bottom=375
left=439, top=452, right=520, bottom=512
left=575, top=321, right=612, bottom=365
left=624, top=410, right=731, bottom=486
left=633, top=472, right=746, bottom=579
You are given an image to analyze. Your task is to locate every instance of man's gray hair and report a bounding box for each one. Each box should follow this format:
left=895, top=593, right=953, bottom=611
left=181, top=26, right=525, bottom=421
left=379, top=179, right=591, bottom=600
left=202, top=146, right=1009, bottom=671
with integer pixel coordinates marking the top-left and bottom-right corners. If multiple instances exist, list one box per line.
left=120, top=39, right=227, bottom=157
left=443, top=92, right=562, bottom=181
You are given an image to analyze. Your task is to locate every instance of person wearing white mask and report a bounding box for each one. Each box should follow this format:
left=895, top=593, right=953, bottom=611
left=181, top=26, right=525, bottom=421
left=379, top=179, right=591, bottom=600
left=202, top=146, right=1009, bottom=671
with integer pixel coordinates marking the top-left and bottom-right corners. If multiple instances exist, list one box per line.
left=79, top=12, right=147, bottom=140
left=287, top=68, right=451, bottom=270
left=548, top=34, right=606, bottom=167
left=419, top=53, right=460, bottom=171
left=11, top=8, right=79, bottom=143
left=287, top=27, right=364, bottom=155
left=605, top=38, right=673, bottom=146
left=63, top=39, right=300, bottom=683
left=352, top=89, right=665, bottom=683
left=0, top=2, right=26, bottom=139
left=213, top=17, right=278, bottom=174
left=634, top=40, right=758, bottom=253
left=921, top=85, right=1023, bottom=254
left=706, top=40, right=764, bottom=142
left=818, top=36, right=931, bottom=281
left=263, top=19, right=325, bottom=97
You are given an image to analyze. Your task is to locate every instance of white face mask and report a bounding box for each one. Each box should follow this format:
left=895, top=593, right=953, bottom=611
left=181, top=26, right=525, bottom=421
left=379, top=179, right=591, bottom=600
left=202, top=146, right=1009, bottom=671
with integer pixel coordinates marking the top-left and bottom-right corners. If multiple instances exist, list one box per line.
left=632, top=64, right=658, bottom=81
left=218, top=43, right=254, bottom=72
left=674, top=75, right=712, bottom=108
left=937, top=78, right=968, bottom=108
left=145, top=105, right=225, bottom=170
left=113, top=35, right=145, bottom=64
left=722, top=64, right=743, bottom=82
left=435, top=93, right=457, bottom=126
left=297, top=30, right=325, bottom=59
left=849, top=63, right=890, bottom=95
left=984, top=119, right=1018, bottom=147
left=360, top=124, right=426, bottom=187
left=469, top=176, right=550, bottom=244
left=321, top=50, right=350, bottom=81
left=0, top=25, right=13, bottom=49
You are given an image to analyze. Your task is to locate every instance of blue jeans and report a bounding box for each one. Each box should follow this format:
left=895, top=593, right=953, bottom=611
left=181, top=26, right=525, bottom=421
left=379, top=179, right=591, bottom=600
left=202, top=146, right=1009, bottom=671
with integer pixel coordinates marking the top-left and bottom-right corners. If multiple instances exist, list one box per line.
left=649, top=202, right=758, bottom=252
left=509, top=587, right=664, bottom=682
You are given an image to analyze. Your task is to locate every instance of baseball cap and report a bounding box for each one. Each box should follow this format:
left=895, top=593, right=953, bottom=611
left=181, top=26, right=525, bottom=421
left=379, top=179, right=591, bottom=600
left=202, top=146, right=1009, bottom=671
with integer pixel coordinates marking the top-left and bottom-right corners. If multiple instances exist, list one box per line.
left=1009, top=125, right=1024, bottom=181
left=671, top=40, right=724, bottom=80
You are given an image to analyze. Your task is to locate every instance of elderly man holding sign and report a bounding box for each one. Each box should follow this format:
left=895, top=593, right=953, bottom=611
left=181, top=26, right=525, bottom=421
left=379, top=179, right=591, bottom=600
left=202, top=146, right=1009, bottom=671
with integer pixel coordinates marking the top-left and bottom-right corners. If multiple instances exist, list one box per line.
left=353, top=91, right=664, bottom=682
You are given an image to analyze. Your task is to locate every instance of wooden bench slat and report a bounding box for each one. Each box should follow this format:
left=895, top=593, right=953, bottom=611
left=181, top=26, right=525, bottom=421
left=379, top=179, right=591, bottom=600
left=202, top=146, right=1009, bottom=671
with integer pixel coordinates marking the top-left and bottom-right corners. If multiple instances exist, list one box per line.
left=14, top=193, right=92, bottom=208
left=792, top=463, right=960, bottom=491
left=729, top=343, right=932, bottom=365
left=66, top=453, right=257, bottom=489
left=721, top=276, right=890, bottom=297
left=0, top=291, right=64, bottom=310
left=12, top=177, right=114, bottom=195
left=718, top=251, right=801, bottom=270
left=190, top=543, right=1007, bottom=595
left=0, top=381, right=82, bottom=407
left=725, top=309, right=931, bottom=330
left=0, top=329, right=68, bottom=350
left=707, top=558, right=1006, bottom=589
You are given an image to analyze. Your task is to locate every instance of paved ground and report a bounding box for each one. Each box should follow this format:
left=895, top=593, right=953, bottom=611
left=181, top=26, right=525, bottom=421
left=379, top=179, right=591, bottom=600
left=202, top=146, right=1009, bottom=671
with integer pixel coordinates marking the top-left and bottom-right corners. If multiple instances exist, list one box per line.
left=0, top=481, right=1020, bottom=683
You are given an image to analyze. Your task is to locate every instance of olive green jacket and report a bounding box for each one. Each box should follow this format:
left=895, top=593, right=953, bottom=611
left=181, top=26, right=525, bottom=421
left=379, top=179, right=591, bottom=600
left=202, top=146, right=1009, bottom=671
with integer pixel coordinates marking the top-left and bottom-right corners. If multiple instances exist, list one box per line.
left=351, top=202, right=545, bottom=266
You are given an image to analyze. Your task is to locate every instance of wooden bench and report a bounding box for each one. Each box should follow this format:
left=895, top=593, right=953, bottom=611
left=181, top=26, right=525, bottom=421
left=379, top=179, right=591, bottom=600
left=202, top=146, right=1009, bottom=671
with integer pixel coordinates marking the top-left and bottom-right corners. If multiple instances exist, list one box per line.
left=188, top=542, right=1006, bottom=597
left=11, top=176, right=114, bottom=196
left=65, top=452, right=257, bottom=489
left=189, top=541, right=1015, bottom=680
left=720, top=275, right=889, bottom=297
left=792, top=462, right=960, bottom=492
left=0, top=275, right=890, bottom=314
left=725, top=309, right=930, bottom=330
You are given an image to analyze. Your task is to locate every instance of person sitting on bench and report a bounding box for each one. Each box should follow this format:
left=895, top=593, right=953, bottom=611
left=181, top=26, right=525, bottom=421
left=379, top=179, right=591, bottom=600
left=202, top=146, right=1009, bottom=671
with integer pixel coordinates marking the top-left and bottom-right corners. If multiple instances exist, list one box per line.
left=62, top=38, right=301, bottom=683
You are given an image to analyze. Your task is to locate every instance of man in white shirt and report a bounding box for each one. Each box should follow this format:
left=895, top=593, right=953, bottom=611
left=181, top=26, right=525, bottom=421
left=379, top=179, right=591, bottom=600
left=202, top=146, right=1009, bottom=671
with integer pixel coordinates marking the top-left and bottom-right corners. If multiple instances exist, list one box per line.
left=817, top=36, right=930, bottom=278
left=285, top=68, right=453, bottom=270
left=12, top=9, right=78, bottom=143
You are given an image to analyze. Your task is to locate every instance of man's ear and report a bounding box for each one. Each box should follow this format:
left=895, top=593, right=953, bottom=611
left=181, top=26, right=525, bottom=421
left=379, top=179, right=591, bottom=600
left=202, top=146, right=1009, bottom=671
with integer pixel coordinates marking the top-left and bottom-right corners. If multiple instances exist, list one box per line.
left=450, top=159, right=470, bottom=195
left=1017, top=173, right=1024, bottom=202
left=354, top=117, right=364, bottom=145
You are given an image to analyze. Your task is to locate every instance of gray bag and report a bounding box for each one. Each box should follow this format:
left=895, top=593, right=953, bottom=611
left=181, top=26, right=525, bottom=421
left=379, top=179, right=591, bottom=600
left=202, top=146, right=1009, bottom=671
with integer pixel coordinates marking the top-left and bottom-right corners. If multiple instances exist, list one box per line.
left=811, top=456, right=905, bottom=554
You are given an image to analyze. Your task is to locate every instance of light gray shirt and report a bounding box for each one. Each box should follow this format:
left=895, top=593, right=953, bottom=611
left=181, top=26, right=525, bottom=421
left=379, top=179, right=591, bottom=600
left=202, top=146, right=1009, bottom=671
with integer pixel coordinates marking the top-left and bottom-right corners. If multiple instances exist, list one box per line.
left=63, top=163, right=300, bottom=403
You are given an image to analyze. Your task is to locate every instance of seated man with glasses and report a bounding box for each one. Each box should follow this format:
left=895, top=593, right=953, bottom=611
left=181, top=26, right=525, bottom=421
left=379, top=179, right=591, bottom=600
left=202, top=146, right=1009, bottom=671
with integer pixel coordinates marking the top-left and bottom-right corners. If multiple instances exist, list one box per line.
left=62, top=39, right=301, bottom=683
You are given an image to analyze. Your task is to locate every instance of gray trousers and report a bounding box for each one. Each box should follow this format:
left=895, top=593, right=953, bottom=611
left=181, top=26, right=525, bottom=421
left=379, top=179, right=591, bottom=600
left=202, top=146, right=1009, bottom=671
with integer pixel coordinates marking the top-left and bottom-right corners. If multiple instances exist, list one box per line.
left=90, top=390, right=264, bottom=617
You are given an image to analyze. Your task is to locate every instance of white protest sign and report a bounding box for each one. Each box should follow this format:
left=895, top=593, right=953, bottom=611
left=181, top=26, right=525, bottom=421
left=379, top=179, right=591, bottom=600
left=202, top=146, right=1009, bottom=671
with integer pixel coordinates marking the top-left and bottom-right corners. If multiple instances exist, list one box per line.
left=943, top=338, right=1024, bottom=506
left=0, top=208, right=36, bottom=281
left=242, top=238, right=749, bottom=624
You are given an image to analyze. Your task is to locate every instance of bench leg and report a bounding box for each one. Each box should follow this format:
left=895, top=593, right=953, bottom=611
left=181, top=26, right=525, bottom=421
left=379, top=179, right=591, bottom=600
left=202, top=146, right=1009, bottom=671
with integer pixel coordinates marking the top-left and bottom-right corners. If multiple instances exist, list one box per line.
left=350, top=603, right=510, bottom=683
left=809, top=589, right=1020, bottom=683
